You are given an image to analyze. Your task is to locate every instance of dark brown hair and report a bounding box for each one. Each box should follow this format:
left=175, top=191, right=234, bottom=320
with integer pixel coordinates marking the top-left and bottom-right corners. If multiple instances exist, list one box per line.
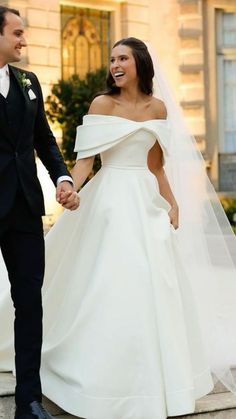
left=0, top=6, right=20, bottom=35
left=105, top=37, right=154, bottom=96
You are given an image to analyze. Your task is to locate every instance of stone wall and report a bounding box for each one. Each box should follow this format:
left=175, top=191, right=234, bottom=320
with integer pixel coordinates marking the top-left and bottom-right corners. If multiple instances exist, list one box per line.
left=121, top=0, right=149, bottom=40
left=6, top=0, right=61, bottom=99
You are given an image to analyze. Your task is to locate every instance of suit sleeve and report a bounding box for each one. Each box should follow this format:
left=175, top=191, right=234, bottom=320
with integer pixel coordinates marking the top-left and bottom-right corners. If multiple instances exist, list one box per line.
left=31, top=72, right=72, bottom=186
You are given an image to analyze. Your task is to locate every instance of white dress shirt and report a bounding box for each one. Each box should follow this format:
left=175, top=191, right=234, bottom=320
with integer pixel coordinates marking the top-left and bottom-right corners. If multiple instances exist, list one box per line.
left=0, top=64, right=10, bottom=98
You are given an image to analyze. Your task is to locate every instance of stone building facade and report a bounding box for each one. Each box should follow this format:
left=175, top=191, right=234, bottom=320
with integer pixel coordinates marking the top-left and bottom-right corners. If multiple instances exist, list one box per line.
left=1, top=0, right=236, bottom=218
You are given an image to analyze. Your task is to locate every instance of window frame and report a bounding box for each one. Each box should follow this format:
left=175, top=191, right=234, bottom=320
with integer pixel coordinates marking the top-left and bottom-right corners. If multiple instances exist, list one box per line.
left=216, top=9, right=236, bottom=154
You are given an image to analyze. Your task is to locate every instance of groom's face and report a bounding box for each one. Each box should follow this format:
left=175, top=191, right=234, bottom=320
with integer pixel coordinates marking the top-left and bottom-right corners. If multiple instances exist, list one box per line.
left=0, top=12, right=27, bottom=66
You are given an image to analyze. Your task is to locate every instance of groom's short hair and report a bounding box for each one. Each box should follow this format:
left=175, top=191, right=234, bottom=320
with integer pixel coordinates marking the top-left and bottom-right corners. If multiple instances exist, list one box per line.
left=0, top=6, right=20, bottom=35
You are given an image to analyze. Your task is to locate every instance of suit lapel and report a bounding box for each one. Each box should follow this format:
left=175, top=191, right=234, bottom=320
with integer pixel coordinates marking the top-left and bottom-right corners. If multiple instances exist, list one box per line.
left=10, top=65, right=28, bottom=101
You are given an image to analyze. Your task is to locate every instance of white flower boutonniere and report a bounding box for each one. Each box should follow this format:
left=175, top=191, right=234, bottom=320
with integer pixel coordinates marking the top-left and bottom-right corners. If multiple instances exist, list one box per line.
left=17, top=72, right=37, bottom=100
left=18, top=72, right=31, bottom=88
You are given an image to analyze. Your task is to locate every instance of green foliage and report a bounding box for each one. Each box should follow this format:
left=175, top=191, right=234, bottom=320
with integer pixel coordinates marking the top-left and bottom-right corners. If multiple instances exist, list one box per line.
left=46, top=67, right=107, bottom=171
left=220, top=197, right=236, bottom=233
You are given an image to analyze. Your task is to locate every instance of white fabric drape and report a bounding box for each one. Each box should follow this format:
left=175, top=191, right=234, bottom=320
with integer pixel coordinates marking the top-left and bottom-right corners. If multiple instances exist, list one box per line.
left=147, top=42, right=236, bottom=392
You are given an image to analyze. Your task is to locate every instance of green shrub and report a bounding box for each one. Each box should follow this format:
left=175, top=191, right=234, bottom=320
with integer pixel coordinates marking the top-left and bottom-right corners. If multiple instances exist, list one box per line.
left=220, top=197, right=236, bottom=233
left=46, top=67, right=107, bottom=172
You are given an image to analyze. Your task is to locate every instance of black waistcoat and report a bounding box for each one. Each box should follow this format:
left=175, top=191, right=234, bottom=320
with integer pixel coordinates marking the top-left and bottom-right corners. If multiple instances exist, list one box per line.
left=0, top=75, right=26, bottom=217
left=0, top=72, right=25, bottom=143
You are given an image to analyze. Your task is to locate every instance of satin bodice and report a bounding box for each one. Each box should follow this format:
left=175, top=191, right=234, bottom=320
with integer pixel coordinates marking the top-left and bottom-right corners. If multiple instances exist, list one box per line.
left=101, top=128, right=156, bottom=168
left=74, top=115, right=170, bottom=168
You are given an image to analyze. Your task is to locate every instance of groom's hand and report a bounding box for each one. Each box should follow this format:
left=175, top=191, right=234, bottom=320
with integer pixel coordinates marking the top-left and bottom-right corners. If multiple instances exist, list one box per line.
left=61, top=190, right=80, bottom=210
left=56, top=181, right=80, bottom=210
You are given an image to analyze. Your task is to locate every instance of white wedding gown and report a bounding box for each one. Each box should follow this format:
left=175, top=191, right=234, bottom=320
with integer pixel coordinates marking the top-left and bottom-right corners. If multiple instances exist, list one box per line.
left=0, top=115, right=214, bottom=419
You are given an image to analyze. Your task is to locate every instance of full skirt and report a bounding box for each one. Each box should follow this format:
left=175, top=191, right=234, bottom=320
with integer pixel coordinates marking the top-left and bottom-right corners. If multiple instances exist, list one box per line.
left=40, top=166, right=213, bottom=419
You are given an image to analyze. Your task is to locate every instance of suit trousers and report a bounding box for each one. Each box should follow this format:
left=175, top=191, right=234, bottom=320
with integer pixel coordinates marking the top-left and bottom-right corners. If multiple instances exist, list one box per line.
left=0, top=190, right=44, bottom=407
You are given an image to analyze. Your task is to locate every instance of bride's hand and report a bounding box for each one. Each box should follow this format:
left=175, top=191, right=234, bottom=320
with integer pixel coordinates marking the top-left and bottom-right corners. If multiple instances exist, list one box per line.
left=168, top=205, right=179, bottom=229
left=59, top=190, right=80, bottom=211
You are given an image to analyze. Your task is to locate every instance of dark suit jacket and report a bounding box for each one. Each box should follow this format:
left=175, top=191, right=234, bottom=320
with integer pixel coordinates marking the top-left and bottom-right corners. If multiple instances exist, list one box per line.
left=0, top=65, right=71, bottom=219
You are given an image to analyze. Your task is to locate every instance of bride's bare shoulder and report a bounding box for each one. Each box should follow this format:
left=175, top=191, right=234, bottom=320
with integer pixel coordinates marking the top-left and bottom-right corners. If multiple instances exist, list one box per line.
left=150, top=96, right=167, bottom=119
left=88, top=95, right=114, bottom=115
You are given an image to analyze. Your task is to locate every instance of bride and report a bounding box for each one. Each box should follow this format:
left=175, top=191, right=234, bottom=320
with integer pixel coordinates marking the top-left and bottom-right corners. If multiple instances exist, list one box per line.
left=1, top=37, right=236, bottom=419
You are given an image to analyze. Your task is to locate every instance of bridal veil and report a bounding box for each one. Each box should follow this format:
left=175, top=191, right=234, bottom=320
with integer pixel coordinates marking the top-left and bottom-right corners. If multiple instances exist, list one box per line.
left=147, top=43, right=236, bottom=391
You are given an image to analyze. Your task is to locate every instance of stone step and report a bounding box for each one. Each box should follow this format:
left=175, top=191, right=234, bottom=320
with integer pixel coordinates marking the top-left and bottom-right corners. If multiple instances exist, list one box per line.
left=0, top=373, right=76, bottom=418
left=170, top=392, right=236, bottom=418
left=211, top=368, right=236, bottom=395
left=1, top=372, right=236, bottom=419
left=0, top=396, right=77, bottom=419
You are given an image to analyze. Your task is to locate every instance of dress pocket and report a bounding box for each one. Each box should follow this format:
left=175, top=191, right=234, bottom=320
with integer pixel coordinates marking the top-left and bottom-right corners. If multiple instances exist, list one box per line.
left=156, top=193, right=172, bottom=213
left=170, top=223, right=178, bottom=234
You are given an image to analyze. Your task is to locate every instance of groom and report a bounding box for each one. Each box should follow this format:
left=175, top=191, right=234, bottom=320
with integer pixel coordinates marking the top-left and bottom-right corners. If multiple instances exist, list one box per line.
left=0, top=6, right=79, bottom=419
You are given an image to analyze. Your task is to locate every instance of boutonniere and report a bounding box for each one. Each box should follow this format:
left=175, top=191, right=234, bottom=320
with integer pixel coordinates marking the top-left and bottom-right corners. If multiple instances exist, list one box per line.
left=17, top=72, right=37, bottom=100
left=17, top=71, right=31, bottom=89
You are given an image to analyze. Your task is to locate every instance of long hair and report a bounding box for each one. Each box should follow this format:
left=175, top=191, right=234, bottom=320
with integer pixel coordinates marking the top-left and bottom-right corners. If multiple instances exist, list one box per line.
left=105, top=37, right=154, bottom=96
left=0, top=6, right=20, bottom=34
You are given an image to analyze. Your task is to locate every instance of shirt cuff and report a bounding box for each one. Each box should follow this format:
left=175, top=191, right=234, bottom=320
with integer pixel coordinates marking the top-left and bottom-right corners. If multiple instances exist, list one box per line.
left=57, top=175, right=74, bottom=186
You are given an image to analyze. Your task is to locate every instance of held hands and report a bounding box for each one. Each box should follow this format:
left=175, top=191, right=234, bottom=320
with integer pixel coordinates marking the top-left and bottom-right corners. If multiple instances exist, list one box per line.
left=168, top=205, right=179, bottom=230
left=56, top=181, right=80, bottom=211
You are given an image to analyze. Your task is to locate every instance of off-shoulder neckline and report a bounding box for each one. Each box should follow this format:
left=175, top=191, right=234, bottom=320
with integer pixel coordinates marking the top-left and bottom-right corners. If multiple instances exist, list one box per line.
left=84, top=114, right=168, bottom=123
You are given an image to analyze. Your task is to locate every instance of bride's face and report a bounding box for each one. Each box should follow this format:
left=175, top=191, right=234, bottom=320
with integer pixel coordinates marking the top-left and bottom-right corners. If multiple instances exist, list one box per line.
left=110, top=45, right=138, bottom=88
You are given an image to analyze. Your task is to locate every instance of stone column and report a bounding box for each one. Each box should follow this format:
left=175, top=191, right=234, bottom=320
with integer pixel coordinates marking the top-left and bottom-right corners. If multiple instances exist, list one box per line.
left=120, top=0, right=149, bottom=40
left=178, top=0, right=207, bottom=158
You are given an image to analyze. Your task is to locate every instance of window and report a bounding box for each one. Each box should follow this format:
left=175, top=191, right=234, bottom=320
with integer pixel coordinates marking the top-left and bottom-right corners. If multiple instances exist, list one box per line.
left=216, top=10, right=236, bottom=190
left=217, top=11, right=236, bottom=153
left=61, top=5, right=111, bottom=80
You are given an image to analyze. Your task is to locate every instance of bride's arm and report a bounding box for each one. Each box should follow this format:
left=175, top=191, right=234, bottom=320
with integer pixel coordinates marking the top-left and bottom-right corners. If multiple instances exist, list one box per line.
left=71, top=95, right=113, bottom=191
left=58, top=156, right=94, bottom=208
left=148, top=141, right=179, bottom=229
left=67, top=97, right=109, bottom=194
left=66, top=96, right=112, bottom=197
left=71, top=156, right=95, bottom=191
